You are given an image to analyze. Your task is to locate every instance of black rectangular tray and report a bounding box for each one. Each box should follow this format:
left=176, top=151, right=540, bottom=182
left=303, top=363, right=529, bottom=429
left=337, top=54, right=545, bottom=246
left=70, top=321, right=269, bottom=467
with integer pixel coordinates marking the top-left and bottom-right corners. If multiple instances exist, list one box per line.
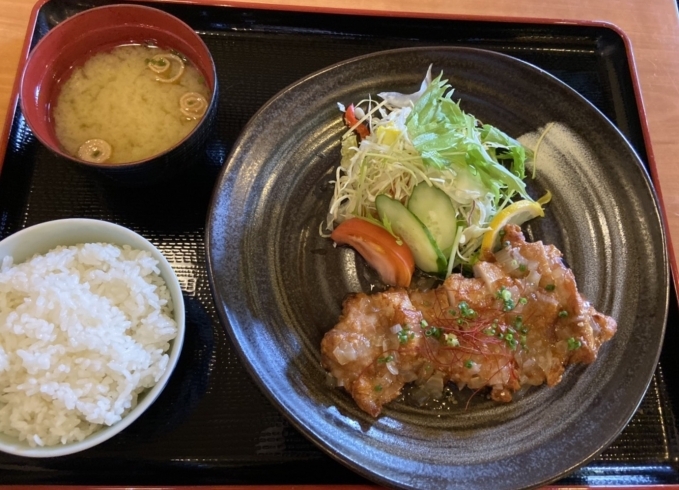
left=1, top=0, right=677, bottom=485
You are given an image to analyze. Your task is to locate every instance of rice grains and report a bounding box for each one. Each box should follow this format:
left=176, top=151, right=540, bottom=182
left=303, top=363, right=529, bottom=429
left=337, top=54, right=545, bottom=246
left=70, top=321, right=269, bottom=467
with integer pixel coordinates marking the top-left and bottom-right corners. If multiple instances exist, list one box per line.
left=0, top=243, right=177, bottom=446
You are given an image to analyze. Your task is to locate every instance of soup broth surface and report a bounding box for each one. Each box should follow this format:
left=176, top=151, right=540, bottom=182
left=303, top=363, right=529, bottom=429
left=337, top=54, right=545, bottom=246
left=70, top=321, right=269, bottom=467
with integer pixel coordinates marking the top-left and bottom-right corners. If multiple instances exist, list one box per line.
left=53, top=44, right=210, bottom=164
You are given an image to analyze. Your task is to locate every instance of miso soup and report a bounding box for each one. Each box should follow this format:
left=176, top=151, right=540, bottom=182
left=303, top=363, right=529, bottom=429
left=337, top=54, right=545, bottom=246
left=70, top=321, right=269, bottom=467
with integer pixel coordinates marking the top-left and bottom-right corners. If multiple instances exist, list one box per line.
left=53, top=44, right=211, bottom=165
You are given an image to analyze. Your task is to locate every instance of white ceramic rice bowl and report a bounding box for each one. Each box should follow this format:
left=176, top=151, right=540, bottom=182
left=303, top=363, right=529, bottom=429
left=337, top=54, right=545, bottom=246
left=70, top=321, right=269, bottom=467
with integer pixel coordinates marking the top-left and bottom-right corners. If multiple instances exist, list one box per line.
left=0, top=218, right=185, bottom=457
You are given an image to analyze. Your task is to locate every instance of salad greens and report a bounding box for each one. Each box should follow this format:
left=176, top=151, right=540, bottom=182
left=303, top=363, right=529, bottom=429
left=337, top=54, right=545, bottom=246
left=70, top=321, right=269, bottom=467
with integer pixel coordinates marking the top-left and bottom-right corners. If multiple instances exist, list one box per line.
left=325, top=68, right=535, bottom=272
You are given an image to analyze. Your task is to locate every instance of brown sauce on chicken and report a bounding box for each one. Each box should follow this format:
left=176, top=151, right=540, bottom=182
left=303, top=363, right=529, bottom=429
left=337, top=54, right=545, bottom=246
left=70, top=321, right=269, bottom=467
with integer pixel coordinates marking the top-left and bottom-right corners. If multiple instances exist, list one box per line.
left=321, top=225, right=617, bottom=417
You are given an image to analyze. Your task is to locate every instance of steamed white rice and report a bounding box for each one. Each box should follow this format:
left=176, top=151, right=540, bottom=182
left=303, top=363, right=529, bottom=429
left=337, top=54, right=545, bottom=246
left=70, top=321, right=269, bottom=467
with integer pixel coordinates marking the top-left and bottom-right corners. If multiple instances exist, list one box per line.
left=0, top=243, right=178, bottom=447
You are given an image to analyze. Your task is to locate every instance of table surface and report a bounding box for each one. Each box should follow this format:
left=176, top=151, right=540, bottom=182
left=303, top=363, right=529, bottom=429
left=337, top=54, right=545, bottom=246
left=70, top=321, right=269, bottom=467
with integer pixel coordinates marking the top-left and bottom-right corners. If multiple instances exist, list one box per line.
left=2, top=0, right=679, bottom=285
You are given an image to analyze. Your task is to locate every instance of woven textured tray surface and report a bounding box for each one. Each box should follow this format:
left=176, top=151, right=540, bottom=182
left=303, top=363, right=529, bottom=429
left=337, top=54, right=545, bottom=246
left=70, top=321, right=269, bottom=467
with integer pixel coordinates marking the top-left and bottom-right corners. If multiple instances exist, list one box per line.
left=0, top=1, right=676, bottom=484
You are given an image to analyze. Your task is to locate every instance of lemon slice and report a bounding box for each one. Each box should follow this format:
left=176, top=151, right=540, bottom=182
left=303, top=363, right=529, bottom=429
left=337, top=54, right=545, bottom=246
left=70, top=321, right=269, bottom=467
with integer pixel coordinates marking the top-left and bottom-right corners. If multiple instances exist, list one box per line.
left=481, top=200, right=545, bottom=255
left=376, top=126, right=401, bottom=146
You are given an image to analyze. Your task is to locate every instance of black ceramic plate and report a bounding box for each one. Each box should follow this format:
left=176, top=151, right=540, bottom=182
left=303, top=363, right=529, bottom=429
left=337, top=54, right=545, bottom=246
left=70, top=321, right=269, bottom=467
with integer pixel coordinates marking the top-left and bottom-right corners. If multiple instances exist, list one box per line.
left=206, top=47, right=668, bottom=490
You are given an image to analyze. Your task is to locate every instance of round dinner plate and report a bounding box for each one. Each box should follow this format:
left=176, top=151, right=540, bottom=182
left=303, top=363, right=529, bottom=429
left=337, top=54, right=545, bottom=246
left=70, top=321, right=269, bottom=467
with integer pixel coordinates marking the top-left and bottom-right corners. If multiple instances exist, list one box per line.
left=206, top=47, right=668, bottom=489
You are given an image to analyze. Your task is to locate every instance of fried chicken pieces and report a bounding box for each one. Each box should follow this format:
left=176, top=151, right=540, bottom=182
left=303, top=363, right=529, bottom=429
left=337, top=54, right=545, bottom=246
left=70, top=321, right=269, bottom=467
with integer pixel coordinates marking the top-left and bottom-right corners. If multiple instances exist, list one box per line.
left=321, top=225, right=617, bottom=417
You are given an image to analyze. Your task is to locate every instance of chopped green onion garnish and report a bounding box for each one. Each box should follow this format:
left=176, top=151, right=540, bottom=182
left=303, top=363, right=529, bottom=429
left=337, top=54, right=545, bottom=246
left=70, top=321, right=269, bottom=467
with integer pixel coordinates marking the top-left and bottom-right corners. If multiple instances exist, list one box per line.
left=397, top=328, right=414, bottom=344
left=496, top=287, right=515, bottom=311
left=458, top=301, right=477, bottom=319
left=444, top=333, right=459, bottom=347
left=567, top=338, right=582, bottom=350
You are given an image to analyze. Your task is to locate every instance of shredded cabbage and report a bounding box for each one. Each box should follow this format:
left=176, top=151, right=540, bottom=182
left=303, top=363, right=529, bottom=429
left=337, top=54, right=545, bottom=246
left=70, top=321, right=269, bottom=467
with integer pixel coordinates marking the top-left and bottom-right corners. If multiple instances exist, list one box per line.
left=325, top=69, right=534, bottom=270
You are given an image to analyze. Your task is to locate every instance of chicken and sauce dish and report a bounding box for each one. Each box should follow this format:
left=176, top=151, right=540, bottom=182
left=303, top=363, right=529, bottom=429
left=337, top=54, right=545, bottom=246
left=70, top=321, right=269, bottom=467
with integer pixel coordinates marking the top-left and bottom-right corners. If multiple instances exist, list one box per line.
left=322, top=225, right=616, bottom=417
left=321, top=70, right=616, bottom=416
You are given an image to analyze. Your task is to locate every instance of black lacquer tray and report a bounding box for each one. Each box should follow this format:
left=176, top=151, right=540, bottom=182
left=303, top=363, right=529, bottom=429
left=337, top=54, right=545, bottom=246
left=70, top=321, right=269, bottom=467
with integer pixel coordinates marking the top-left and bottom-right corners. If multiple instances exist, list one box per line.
left=0, top=0, right=677, bottom=485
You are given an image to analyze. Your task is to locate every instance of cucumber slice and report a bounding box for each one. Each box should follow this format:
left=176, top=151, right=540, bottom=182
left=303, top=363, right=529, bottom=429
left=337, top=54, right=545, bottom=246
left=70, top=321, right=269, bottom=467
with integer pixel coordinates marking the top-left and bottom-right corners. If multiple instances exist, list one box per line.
left=407, top=182, right=458, bottom=254
left=375, top=194, right=447, bottom=274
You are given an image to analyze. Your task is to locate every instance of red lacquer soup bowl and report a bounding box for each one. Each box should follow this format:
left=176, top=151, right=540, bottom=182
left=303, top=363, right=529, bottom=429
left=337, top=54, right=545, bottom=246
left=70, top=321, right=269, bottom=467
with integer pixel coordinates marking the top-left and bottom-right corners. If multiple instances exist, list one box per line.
left=20, top=4, right=218, bottom=185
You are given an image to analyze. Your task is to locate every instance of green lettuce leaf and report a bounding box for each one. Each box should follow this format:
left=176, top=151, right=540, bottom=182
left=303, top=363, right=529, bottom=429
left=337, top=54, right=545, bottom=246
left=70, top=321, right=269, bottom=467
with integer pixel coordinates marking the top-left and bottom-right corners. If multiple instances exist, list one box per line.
left=406, top=74, right=532, bottom=202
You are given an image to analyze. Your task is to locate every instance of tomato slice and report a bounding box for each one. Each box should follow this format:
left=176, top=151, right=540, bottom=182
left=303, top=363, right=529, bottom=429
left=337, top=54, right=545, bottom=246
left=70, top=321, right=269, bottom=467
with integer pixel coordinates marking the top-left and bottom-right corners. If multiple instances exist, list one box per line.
left=344, top=104, right=370, bottom=139
left=331, top=218, right=415, bottom=287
